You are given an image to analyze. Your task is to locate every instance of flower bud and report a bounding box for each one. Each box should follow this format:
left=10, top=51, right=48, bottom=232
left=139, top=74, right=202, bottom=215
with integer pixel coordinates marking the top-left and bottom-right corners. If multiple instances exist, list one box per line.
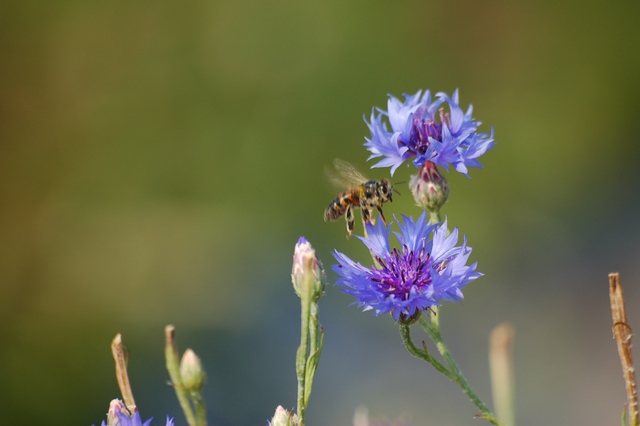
left=292, top=237, right=325, bottom=302
left=106, top=399, right=133, bottom=426
left=180, top=349, right=206, bottom=392
left=270, top=406, right=298, bottom=426
left=409, top=161, right=449, bottom=214
left=397, top=310, right=421, bottom=325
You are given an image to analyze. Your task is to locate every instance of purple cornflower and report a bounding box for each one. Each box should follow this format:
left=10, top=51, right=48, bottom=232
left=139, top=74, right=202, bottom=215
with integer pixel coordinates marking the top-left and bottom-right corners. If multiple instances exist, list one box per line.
left=364, top=89, right=495, bottom=176
left=332, top=212, right=481, bottom=322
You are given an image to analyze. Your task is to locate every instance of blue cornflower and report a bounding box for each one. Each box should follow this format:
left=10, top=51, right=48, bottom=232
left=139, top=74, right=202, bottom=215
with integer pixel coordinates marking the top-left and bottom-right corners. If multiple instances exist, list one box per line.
left=332, top=212, right=481, bottom=322
left=365, top=89, right=495, bottom=176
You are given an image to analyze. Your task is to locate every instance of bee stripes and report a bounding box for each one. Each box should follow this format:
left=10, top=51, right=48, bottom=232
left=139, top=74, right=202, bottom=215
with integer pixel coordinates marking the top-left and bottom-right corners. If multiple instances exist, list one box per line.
left=323, top=190, right=361, bottom=222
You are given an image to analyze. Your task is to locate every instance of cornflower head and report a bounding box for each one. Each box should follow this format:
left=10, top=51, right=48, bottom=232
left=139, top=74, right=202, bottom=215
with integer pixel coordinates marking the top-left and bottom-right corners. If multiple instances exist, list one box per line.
left=364, top=89, right=495, bottom=176
left=332, top=211, right=481, bottom=322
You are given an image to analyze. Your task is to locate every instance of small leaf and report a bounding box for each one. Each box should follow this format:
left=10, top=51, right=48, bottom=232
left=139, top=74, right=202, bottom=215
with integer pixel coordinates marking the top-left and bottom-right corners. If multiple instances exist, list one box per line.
left=303, top=331, right=324, bottom=405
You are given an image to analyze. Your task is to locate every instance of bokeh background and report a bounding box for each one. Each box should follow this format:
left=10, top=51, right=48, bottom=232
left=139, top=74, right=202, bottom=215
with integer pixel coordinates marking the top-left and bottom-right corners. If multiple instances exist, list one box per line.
left=2, top=0, right=640, bottom=425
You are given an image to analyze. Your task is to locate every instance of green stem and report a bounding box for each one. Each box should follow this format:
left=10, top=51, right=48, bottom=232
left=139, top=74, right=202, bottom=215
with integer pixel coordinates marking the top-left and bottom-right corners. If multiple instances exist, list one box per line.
left=399, top=323, right=453, bottom=379
left=296, top=298, right=311, bottom=426
left=417, top=313, right=504, bottom=426
left=428, top=210, right=440, bottom=224
left=191, top=392, right=207, bottom=426
left=303, top=301, right=323, bottom=408
left=164, top=326, right=197, bottom=426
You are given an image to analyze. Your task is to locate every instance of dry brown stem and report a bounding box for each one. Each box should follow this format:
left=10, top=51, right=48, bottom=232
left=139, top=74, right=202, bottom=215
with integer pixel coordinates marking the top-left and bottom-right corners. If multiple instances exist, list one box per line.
left=489, top=322, right=515, bottom=426
left=111, top=333, right=136, bottom=411
left=609, top=272, right=638, bottom=426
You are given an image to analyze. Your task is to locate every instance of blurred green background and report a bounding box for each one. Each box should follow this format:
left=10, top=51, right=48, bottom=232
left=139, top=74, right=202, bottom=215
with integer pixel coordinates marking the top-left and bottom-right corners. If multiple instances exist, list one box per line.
left=2, top=0, right=640, bottom=425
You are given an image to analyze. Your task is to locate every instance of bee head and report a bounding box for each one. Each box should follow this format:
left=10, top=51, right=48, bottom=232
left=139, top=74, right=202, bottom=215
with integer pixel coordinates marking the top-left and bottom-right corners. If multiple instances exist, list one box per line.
left=379, top=178, right=393, bottom=202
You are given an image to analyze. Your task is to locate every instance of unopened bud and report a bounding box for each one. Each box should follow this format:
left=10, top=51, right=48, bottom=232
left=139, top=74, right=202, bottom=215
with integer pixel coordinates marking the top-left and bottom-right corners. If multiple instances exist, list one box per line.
left=292, top=237, right=325, bottom=302
left=270, top=406, right=298, bottom=426
left=397, top=310, right=421, bottom=325
left=180, top=349, right=206, bottom=392
left=106, top=399, right=134, bottom=426
left=409, top=161, right=449, bottom=214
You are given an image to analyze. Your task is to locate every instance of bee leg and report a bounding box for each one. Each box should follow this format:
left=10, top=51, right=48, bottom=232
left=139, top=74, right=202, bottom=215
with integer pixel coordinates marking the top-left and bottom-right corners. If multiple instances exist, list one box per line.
left=360, top=208, right=374, bottom=237
left=376, top=206, right=387, bottom=224
left=361, top=206, right=371, bottom=224
left=345, top=204, right=355, bottom=238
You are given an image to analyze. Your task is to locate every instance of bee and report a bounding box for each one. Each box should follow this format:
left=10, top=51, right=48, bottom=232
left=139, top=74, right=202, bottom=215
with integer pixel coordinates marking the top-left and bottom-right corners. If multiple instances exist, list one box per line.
left=324, top=159, right=393, bottom=237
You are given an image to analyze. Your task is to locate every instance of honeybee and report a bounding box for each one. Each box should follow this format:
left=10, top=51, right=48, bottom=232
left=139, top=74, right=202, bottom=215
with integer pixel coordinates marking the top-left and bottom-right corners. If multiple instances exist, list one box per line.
left=324, top=159, right=393, bottom=237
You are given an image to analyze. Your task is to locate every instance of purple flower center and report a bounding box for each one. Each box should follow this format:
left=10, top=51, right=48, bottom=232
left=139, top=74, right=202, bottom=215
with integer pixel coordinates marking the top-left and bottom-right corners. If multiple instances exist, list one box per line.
left=405, top=107, right=451, bottom=155
left=369, top=243, right=434, bottom=300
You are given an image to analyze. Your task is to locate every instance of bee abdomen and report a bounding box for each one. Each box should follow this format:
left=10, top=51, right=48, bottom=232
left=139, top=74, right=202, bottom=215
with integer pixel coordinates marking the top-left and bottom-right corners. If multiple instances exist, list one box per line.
left=324, top=191, right=358, bottom=222
left=324, top=197, right=345, bottom=221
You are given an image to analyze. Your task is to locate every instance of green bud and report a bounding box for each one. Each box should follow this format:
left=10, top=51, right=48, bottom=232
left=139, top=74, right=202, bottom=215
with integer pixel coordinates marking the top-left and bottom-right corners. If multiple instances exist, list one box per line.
left=409, top=161, right=449, bottom=215
left=270, top=406, right=298, bottom=426
left=292, top=237, right=325, bottom=302
left=397, top=310, right=421, bottom=325
left=180, top=349, right=206, bottom=392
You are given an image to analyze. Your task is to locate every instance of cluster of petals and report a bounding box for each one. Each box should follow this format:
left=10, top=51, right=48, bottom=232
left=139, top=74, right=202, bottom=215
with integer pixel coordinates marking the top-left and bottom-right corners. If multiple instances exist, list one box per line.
left=332, top=212, right=481, bottom=322
left=364, top=89, right=495, bottom=176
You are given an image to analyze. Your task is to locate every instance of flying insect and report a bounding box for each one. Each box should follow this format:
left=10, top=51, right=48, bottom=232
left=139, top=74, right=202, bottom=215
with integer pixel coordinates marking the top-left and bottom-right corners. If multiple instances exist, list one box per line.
left=324, top=159, right=393, bottom=237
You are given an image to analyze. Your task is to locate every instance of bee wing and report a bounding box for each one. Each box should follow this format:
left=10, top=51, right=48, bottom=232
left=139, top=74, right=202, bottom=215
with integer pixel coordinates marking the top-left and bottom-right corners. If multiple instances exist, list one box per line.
left=325, top=159, right=369, bottom=189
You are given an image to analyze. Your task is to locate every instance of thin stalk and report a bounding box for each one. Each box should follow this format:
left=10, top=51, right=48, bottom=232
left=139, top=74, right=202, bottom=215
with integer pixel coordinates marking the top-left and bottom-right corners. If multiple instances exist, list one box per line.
left=303, top=301, right=323, bottom=408
left=164, top=326, right=197, bottom=426
left=609, top=273, right=639, bottom=426
left=428, top=211, right=440, bottom=225
left=418, top=313, right=503, bottom=426
left=296, top=298, right=311, bottom=426
left=489, top=323, right=516, bottom=426
left=191, top=392, right=207, bottom=426
left=399, top=323, right=453, bottom=379
left=111, top=334, right=136, bottom=410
